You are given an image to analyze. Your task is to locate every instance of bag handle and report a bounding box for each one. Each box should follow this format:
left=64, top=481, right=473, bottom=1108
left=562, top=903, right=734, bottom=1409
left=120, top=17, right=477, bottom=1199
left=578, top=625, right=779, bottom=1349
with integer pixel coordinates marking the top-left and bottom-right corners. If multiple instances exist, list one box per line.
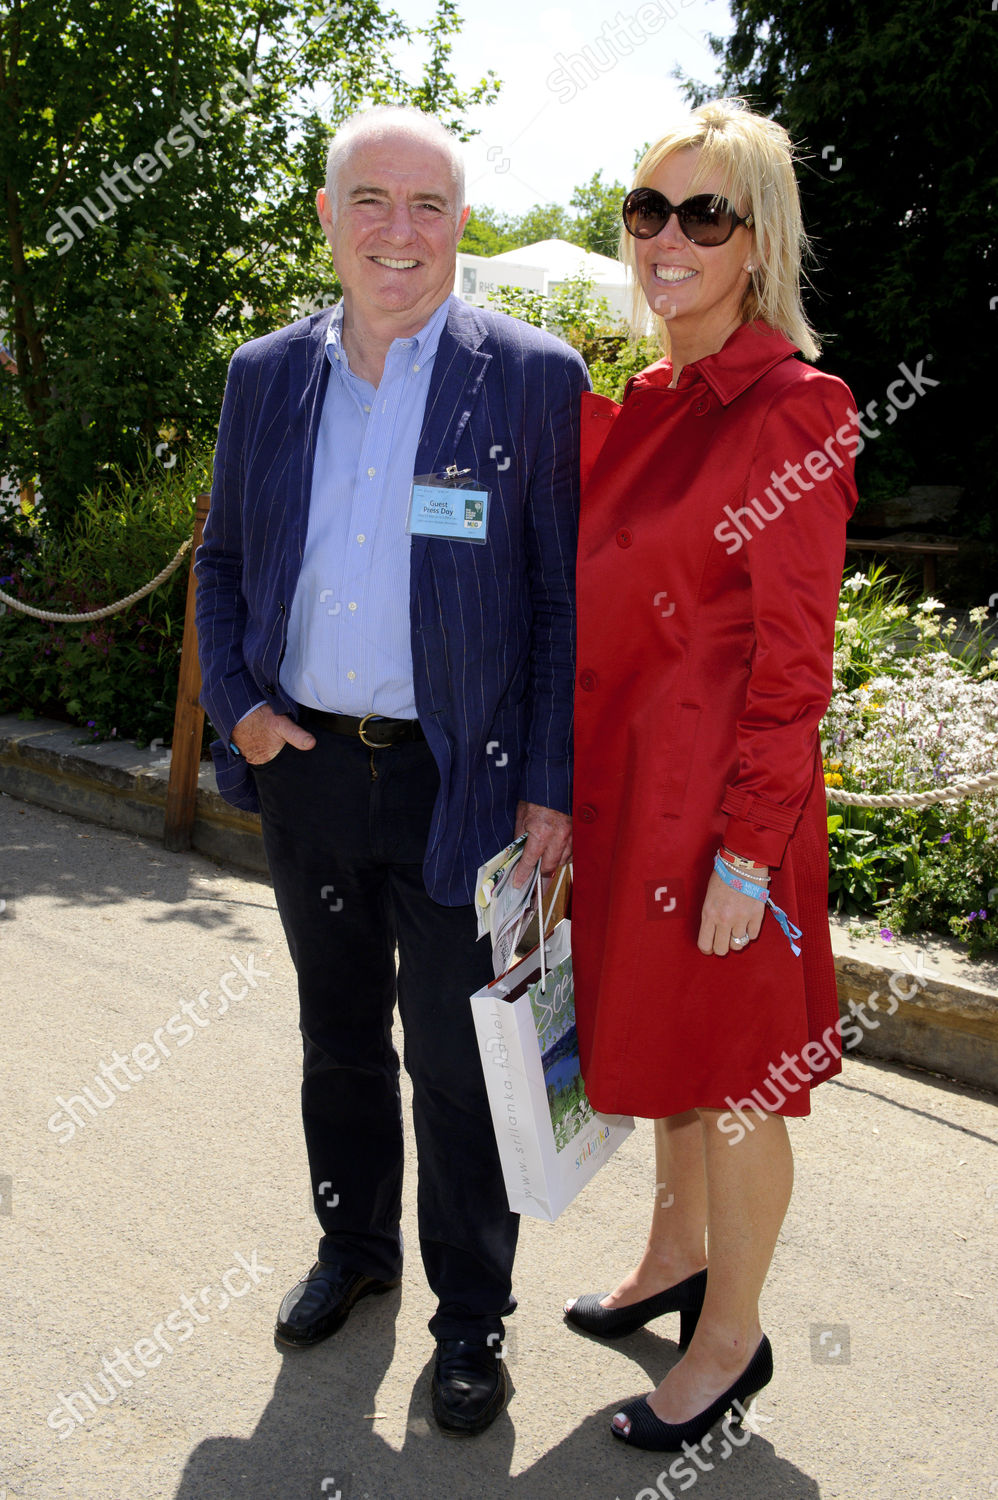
left=536, top=863, right=569, bottom=993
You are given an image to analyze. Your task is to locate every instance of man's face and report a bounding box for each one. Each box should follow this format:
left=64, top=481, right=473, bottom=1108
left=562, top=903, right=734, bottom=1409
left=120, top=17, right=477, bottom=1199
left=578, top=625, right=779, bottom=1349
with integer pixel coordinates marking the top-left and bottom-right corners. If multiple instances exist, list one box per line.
left=316, top=132, right=470, bottom=332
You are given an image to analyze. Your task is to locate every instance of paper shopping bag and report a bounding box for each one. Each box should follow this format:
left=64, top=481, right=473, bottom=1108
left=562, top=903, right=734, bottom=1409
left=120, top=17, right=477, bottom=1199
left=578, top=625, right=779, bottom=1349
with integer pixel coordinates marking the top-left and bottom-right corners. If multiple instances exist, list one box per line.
left=470, top=915, right=634, bottom=1221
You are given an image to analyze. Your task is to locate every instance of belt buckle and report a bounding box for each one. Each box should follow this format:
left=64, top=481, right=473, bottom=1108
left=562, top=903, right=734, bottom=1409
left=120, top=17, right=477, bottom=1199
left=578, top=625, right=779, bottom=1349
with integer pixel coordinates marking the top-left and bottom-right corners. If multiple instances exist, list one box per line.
left=358, top=712, right=391, bottom=748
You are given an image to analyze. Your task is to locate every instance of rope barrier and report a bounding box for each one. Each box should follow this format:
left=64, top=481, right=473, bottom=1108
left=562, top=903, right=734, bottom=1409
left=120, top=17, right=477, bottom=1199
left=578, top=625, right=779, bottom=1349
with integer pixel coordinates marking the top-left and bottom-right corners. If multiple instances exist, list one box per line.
left=826, top=769, right=998, bottom=808
left=0, top=538, right=192, bottom=622
left=0, top=536, right=994, bottom=814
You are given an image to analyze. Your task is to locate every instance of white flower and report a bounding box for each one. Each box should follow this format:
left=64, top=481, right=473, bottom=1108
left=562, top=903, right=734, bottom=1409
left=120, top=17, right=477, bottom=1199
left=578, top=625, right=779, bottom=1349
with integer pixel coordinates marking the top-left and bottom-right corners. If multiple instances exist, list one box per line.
left=969, top=606, right=988, bottom=625
left=843, top=572, right=868, bottom=593
left=917, top=597, right=944, bottom=613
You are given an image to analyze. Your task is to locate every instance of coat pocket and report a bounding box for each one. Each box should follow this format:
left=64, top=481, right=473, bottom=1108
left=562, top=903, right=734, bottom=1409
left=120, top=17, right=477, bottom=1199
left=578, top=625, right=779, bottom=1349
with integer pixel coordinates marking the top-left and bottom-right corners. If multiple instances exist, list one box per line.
left=659, top=701, right=701, bottom=818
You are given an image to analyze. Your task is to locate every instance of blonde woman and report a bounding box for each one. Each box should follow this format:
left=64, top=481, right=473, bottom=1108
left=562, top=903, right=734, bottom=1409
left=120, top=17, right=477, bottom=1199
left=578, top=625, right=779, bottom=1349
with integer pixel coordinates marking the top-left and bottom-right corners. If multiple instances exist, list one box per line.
left=566, top=99, right=859, bottom=1451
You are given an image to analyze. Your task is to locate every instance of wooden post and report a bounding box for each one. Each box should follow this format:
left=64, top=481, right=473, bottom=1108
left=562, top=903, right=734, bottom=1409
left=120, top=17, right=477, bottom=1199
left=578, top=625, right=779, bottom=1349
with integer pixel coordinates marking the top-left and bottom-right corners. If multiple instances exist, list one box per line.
left=164, top=492, right=211, bottom=852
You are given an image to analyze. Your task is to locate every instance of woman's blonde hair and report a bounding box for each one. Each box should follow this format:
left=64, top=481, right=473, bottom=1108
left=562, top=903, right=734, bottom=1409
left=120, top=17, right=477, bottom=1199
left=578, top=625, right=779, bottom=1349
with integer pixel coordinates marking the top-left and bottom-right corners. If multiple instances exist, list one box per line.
left=621, top=97, right=820, bottom=362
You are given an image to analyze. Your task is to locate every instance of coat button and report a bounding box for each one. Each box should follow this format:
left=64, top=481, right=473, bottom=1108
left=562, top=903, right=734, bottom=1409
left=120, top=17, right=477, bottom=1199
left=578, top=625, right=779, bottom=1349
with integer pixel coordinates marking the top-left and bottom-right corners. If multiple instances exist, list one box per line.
left=278, top=600, right=286, bottom=614
left=693, top=398, right=709, bottom=415
left=579, top=670, right=598, bottom=691
left=578, top=804, right=597, bottom=823
left=264, top=682, right=275, bottom=695
left=616, top=528, right=633, bottom=548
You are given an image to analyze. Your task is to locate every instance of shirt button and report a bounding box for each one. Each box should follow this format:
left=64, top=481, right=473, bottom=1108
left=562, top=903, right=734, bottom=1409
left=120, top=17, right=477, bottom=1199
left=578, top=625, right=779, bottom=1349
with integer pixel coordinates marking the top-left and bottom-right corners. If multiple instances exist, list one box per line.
left=413, top=363, right=421, bottom=372
left=578, top=804, right=597, bottom=823
left=616, top=528, right=633, bottom=548
left=579, top=670, right=598, bottom=692
left=356, top=534, right=366, bottom=544
left=367, top=467, right=375, bottom=478
left=347, top=670, right=356, bottom=681
left=348, top=602, right=357, bottom=612
left=693, top=398, right=709, bottom=415
left=363, top=404, right=371, bottom=413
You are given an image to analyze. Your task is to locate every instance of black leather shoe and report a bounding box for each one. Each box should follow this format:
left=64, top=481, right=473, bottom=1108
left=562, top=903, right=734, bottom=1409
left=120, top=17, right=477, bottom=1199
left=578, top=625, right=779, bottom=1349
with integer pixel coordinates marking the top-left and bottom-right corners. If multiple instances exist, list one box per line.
left=431, top=1337, right=510, bottom=1436
left=274, top=1262, right=400, bottom=1348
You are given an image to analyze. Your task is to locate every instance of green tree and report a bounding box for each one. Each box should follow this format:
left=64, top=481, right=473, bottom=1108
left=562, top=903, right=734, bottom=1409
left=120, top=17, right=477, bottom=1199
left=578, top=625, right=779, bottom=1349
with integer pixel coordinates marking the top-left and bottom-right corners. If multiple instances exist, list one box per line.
left=458, top=204, right=518, bottom=257
left=683, top=0, right=998, bottom=531
left=569, top=169, right=627, bottom=258
left=513, top=201, right=575, bottom=246
left=0, top=0, right=496, bottom=528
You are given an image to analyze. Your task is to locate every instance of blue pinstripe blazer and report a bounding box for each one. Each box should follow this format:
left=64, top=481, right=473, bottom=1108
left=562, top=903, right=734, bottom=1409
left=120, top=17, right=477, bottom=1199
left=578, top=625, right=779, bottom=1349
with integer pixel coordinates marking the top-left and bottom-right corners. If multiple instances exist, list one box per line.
left=195, top=295, right=590, bottom=904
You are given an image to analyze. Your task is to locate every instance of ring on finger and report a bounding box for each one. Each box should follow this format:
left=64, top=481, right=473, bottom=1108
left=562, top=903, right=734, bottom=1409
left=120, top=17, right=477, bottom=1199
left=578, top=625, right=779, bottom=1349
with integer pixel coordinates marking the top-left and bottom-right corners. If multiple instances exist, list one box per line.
left=730, top=934, right=750, bottom=948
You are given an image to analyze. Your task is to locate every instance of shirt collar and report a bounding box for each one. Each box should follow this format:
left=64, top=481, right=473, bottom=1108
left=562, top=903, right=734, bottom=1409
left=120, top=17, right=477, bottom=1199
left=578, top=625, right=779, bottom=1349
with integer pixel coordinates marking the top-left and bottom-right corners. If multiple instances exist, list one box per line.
left=325, top=294, right=453, bottom=372
left=627, top=321, right=800, bottom=406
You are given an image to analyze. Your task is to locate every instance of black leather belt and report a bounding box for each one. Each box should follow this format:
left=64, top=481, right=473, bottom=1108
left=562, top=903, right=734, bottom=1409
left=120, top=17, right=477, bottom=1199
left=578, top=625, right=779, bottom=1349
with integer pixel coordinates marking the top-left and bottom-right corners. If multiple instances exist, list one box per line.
left=298, top=706, right=425, bottom=748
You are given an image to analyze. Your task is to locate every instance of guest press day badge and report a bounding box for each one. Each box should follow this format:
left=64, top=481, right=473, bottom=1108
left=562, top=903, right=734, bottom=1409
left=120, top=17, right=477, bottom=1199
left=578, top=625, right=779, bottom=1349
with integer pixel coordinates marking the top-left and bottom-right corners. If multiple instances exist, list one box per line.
left=407, top=466, right=490, bottom=545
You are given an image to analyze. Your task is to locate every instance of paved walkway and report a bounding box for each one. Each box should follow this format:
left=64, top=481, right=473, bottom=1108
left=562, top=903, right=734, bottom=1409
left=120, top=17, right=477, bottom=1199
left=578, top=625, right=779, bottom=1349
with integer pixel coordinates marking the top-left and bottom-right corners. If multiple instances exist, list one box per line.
left=2, top=792, right=996, bottom=1500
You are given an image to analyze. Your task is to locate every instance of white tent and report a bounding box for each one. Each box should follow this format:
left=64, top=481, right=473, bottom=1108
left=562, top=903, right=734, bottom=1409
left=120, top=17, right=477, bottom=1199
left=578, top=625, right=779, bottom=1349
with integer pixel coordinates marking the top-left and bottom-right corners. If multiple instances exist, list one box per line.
left=456, top=238, right=631, bottom=320
left=488, top=238, right=626, bottom=290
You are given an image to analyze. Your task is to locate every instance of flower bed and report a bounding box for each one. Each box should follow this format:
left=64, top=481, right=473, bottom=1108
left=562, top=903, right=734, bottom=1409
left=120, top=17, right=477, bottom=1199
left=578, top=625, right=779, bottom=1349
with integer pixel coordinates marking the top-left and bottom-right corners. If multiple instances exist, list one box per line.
left=822, top=566, right=998, bottom=956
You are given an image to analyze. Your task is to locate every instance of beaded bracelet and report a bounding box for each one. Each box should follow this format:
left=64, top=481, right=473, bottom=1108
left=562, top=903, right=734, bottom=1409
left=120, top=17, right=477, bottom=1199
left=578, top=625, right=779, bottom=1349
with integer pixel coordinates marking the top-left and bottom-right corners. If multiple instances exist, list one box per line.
left=712, top=854, right=802, bottom=956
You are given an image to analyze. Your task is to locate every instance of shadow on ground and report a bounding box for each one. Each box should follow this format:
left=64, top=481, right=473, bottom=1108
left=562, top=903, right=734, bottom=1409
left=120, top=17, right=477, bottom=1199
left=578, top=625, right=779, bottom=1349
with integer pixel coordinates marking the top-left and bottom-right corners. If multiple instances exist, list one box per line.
left=173, top=1298, right=820, bottom=1500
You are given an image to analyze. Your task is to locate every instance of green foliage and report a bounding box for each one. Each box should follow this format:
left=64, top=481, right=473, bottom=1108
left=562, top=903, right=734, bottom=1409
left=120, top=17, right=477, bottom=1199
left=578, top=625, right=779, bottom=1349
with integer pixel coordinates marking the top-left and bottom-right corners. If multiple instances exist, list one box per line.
left=514, top=202, right=575, bottom=246
left=458, top=206, right=520, bottom=257
left=680, top=0, right=998, bottom=527
left=487, top=272, right=630, bottom=366
left=460, top=172, right=628, bottom=259
left=0, top=0, right=497, bottom=529
left=569, top=169, right=627, bottom=257
left=826, top=815, right=897, bottom=915
left=485, top=285, right=550, bottom=328
left=0, top=449, right=211, bottom=745
left=823, top=564, right=998, bottom=952
left=588, top=335, right=663, bottom=402
left=832, top=562, right=915, bottom=691
left=880, top=822, right=998, bottom=960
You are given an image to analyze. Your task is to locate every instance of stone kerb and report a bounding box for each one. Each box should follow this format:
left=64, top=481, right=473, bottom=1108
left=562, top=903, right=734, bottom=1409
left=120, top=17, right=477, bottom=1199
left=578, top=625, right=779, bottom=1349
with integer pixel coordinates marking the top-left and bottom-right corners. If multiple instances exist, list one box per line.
left=0, top=713, right=265, bottom=872
left=1, top=712, right=995, bottom=1093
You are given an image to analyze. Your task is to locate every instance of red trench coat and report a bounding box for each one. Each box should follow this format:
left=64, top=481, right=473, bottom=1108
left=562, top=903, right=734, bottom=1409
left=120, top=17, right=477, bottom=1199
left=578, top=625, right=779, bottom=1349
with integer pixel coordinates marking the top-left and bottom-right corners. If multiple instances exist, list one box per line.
left=572, top=321, right=859, bottom=1120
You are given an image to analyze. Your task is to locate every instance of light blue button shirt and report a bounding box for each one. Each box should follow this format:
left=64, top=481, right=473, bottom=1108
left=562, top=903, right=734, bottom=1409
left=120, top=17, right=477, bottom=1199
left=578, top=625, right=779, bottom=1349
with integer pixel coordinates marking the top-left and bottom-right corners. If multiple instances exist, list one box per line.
left=280, top=296, right=452, bottom=719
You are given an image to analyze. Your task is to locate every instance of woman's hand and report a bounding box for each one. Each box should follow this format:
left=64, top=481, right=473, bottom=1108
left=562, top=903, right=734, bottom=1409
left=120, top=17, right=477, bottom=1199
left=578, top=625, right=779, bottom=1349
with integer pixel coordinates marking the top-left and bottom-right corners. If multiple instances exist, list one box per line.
left=697, top=870, right=766, bottom=955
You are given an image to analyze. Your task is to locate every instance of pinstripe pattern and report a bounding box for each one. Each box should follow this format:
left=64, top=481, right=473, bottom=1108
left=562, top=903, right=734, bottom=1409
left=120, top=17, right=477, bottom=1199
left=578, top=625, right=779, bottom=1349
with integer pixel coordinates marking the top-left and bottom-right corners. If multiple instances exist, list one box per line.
left=196, top=295, right=590, bottom=903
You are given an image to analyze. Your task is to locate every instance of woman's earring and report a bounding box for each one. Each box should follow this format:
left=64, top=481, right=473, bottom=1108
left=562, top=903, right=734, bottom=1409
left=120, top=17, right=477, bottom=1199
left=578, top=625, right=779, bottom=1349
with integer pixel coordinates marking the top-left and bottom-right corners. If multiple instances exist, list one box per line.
left=746, top=263, right=755, bottom=273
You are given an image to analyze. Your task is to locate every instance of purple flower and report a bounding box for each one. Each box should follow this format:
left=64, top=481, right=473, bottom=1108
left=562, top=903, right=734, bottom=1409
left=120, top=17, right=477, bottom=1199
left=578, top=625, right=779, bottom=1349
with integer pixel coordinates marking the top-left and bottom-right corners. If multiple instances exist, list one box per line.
left=940, top=833, right=952, bottom=844
left=879, top=927, right=893, bottom=942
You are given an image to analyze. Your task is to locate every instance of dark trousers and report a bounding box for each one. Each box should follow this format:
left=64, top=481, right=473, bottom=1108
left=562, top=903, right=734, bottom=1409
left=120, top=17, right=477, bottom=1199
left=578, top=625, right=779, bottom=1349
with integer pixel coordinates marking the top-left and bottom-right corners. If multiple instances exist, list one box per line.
left=251, top=724, right=519, bottom=1340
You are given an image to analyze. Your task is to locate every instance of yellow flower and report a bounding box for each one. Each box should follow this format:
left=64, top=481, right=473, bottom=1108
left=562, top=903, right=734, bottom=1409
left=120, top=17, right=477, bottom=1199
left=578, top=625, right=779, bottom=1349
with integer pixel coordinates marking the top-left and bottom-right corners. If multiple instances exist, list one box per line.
left=824, top=772, right=844, bottom=787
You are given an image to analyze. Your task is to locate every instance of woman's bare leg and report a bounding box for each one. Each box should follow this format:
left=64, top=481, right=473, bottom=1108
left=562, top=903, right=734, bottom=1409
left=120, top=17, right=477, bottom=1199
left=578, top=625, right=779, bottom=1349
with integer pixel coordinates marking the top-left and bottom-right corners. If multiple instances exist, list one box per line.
left=640, top=1108, right=792, bottom=1422
left=569, top=1111, right=708, bottom=1312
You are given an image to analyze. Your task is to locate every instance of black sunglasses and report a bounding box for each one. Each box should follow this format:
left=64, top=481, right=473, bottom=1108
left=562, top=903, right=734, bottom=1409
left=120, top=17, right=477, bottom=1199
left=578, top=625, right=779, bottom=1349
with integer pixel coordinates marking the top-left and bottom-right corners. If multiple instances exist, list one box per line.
left=622, top=187, right=754, bottom=247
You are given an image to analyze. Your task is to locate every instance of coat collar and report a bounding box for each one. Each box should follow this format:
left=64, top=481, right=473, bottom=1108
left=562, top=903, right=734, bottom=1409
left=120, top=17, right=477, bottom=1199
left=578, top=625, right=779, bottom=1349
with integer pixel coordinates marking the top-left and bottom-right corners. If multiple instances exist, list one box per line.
left=627, top=320, right=801, bottom=406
